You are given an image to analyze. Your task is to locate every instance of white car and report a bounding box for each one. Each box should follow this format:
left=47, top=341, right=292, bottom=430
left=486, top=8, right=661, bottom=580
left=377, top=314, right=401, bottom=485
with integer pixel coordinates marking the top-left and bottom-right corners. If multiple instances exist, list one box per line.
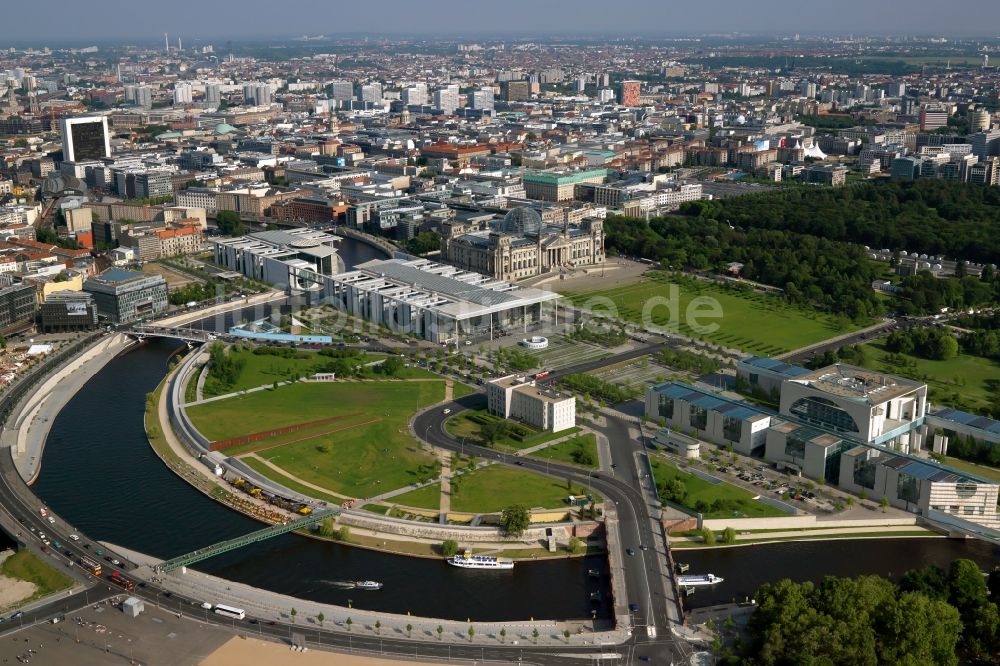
left=442, top=409, right=451, bottom=415
left=68, top=534, right=79, bottom=541
left=200, top=602, right=212, bottom=610
left=47, top=516, right=55, bottom=524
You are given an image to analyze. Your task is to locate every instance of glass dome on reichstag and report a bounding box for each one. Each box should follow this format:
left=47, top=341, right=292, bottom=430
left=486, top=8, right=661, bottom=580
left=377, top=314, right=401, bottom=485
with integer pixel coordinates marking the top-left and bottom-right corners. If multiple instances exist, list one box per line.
left=498, top=207, right=542, bottom=236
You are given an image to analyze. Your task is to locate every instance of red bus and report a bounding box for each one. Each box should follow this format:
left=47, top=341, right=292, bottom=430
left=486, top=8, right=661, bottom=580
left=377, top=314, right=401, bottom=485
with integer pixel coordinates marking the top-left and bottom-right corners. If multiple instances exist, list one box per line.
left=109, top=571, right=134, bottom=592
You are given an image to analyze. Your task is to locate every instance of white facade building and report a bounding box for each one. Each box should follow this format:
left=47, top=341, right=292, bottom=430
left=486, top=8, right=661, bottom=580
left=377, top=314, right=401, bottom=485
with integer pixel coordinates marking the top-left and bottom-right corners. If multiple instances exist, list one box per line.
left=488, top=374, right=575, bottom=433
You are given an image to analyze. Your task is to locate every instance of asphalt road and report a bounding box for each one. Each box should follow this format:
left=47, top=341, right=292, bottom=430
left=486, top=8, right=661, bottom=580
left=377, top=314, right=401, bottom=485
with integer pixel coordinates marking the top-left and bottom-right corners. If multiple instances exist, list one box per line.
left=781, top=320, right=897, bottom=364
left=413, top=394, right=682, bottom=664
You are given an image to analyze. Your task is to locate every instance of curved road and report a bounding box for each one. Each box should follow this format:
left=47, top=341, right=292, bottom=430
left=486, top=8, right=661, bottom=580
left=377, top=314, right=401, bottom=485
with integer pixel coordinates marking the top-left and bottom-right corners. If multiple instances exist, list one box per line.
left=414, top=394, right=683, bottom=664
left=0, top=313, right=682, bottom=665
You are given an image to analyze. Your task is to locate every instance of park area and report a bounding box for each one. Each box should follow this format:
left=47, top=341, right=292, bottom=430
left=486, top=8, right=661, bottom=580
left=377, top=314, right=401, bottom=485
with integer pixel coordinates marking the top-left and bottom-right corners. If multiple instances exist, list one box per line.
left=187, top=380, right=445, bottom=498
left=198, top=345, right=439, bottom=399
left=648, top=455, right=787, bottom=519
left=530, top=434, right=599, bottom=468
left=449, top=464, right=595, bottom=513
left=858, top=341, right=1000, bottom=414
left=562, top=272, right=862, bottom=356
left=445, top=409, right=579, bottom=451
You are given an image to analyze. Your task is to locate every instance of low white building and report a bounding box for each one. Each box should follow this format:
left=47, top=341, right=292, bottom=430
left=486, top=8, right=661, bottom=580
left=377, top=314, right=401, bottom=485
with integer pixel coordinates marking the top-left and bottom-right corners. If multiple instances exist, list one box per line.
left=488, top=374, right=575, bottom=433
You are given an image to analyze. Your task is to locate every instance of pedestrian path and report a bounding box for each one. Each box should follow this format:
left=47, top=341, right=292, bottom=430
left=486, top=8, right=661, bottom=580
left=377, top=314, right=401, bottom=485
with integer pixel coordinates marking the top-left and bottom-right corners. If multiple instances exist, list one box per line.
left=241, top=453, right=352, bottom=501
left=438, top=451, right=452, bottom=515
left=672, top=524, right=933, bottom=544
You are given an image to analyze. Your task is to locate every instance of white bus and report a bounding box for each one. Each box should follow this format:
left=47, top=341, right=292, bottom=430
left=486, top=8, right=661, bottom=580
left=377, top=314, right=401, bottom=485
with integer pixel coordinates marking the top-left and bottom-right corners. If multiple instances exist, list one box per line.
left=213, top=604, right=246, bottom=620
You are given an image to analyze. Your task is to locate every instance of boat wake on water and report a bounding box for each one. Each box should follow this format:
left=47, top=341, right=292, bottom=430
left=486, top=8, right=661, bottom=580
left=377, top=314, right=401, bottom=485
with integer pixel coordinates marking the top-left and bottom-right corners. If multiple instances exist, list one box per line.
left=321, top=580, right=384, bottom=590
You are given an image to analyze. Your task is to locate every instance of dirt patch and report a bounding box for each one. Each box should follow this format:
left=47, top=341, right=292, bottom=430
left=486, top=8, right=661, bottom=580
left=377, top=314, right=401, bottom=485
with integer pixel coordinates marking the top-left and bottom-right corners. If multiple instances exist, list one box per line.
left=201, top=637, right=446, bottom=666
left=0, top=550, right=37, bottom=611
left=142, top=262, right=198, bottom=288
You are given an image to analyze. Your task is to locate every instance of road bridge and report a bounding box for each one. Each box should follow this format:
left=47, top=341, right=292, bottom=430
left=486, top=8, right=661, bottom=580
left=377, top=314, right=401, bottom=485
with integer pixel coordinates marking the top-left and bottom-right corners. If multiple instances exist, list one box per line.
left=124, top=324, right=219, bottom=344
left=156, top=508, right=339, bottom=573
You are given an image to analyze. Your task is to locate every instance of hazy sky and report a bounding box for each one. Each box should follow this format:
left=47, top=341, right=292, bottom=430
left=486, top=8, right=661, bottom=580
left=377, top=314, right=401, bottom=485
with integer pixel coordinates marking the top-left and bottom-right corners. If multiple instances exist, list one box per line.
left=8, top=0, right=1000, bottom=41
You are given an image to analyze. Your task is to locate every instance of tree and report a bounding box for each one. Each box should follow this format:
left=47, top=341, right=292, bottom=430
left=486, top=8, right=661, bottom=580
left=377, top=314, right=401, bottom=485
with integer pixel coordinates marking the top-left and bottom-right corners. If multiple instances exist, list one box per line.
left=879, top=496, right=889, bottom=513
left=563, top=628, right=571, bottom=643
left=479, top=419, right=509, bottom=448
left=436, top=625, right=444, bottom=641
left=661, top=478, right=688, bottom=505
left=316, top=612, right=324, bottom=628
left=406, top=623, right=412, bottom=638
left=467, top=625, right=475, bottom=642
left=500, top=505, right=530, bottom=538
left=568, top=536, right=586, bottom=555
left=532, top=627, right=539, bottom=644
left=346, top=617, right=353, bottom=632
left=722, top=527, right=737, bottom=545
left=290, top=608, right=297, bottom=623
left=440, top=539, right=459, bottom=557
left=375, top=619, right=381, bottom=635
left=701, top=527, right=716, bottom=545
left=499, top=627, right=507, bottom=643
left=215, top=210, right=244, bottom=236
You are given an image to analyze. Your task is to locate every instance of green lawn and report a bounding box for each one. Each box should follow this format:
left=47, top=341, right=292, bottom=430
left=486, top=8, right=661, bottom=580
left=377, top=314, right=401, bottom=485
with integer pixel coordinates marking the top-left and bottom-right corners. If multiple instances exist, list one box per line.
left=859, top=341, right=1000, bottom=413
left=189, top=380, right=444, bottom=499
left=649, top=456, right=787, bottom=518
left=531, top=434, right=599, bottom=469
left=937, top=456, right=1000, bottom=484
left=203, top=349, right=387, bottom=397
left=563, top=272, right=863, bottom=356
left=240, top=457, right=347, bottom=504
left=445, top=409, right=580, bottom=451
left=391, top=482, right=442, bottom=510
left=450, top=465, right=594, bottom=513
left=0, top=550, right=74, bottom=607
left=451, top=382, right=478, bottom=399
left=189, top=380, right=443, bottom=440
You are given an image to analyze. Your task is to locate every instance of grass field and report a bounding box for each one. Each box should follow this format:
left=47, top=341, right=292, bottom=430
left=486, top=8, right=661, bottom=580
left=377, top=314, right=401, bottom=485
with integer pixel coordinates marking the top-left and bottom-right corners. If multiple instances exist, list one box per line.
left=189, top=380, right=444, bottom=499
left=937, top=456, right=1000, bottom=484
left=648, top=456, right=787, bottom=519
left=451, top=382, right=478, bottom=399
left=0, top=550, right=74, bottom=607
left=531, top=434, right=599, bottom=469
left=240, top=457, right=347, bottom=504
left=563, top=272, right=862, bottom=356
left=859, top=341, right=1000, bottom=413
left=445, top=410, right=580, bottom=451
left=450, top=465, right=593, bottom=513
left=390, top=482, right=442, bottom=510
left=203, top=348, right=417, bottom=397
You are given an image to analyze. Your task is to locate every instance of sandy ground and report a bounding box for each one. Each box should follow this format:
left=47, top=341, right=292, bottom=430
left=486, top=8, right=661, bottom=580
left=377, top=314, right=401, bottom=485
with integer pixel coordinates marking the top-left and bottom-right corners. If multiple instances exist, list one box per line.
left=200, top=637, right=448, bottom=666
left=523, top=258, right=651, bottom=293
left=143, top=261, right=199, bottom=288
left=0, top=549, right=37, bottom=610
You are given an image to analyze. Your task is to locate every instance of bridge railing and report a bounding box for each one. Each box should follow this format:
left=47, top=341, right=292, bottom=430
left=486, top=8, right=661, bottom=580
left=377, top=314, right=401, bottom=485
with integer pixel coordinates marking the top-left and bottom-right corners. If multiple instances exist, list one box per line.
left=157, top=508, right=338, bottom=572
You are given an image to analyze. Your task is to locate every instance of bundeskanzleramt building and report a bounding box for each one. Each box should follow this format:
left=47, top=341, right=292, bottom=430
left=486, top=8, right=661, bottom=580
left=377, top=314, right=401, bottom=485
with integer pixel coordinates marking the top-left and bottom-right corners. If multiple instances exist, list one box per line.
left=646, top=363, right=1000, bottom=531
left=83, top=269, right=168, bottom=323
left=488, top=374, right=575, bottom=433
left=441, top=207, right=605, bottom=282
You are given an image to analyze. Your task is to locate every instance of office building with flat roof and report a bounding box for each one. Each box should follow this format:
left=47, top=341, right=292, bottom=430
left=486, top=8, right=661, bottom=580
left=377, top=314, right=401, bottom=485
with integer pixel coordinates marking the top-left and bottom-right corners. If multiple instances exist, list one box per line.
left=39, top=290, right=97, bottom=331
left=0, top=283, right=38, bottom=334
left=60, top=116, right=110, bottom=162
left=211, top=228, right=340, bottom=294
left=488, top=374, right=575, bottom=433
left=83, top=268, right=168, bottom=323
left=325, top=258, right=560, bottom=344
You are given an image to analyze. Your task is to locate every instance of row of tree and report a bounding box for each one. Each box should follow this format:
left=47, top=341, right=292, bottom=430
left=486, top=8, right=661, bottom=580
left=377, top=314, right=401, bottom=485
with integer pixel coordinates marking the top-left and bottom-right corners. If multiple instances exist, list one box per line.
left=680, top=179, right=1000, bottom=265
left=605, top=214, right=885, bottom=320
left=885, top=326, right=959, bottom=360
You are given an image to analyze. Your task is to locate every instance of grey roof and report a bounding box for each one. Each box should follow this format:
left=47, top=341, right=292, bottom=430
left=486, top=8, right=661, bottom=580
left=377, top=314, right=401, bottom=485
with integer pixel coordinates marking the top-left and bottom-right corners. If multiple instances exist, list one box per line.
left=363, top=259, right=519, bottom=308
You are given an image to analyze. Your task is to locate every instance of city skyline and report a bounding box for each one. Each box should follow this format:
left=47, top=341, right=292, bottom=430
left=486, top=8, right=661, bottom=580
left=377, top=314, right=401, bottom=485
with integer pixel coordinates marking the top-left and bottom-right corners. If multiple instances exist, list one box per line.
left=7, top=0, right=1000, bottom=41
